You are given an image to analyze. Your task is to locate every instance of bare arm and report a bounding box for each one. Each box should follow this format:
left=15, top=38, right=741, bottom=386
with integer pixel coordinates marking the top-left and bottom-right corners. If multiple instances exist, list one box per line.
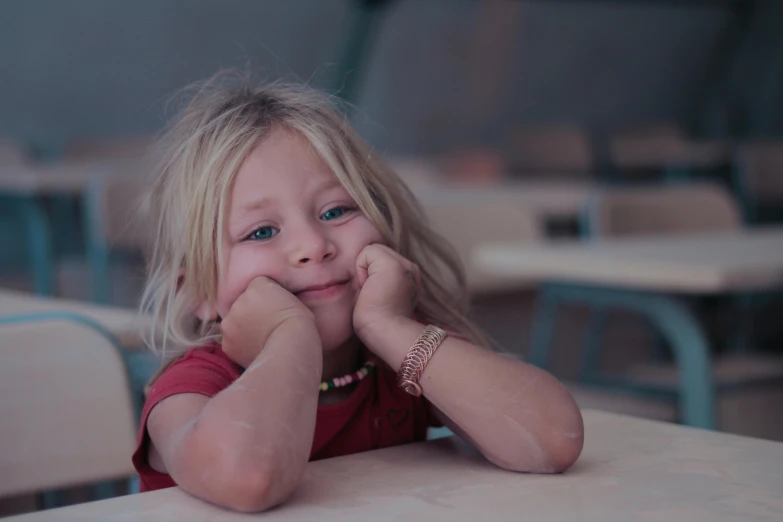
left=359, top=316, right=583, bottom=473
left=147, top=317, right=322, bottom=512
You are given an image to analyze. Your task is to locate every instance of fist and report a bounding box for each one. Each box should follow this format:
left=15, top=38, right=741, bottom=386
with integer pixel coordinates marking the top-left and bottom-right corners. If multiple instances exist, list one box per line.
left=220, top=276, right=315, bottom=368
left=353, top=244, right=421, bottom=340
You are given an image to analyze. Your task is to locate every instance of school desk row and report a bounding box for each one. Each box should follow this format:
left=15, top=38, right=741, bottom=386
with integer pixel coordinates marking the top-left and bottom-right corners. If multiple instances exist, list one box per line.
left=5, top=410, right=782, bottom=522
left=3, top=224, right=783, bottom=433
left=0, top=154, right=738, bottom=298
left=1, top=225, right=782, bottom=508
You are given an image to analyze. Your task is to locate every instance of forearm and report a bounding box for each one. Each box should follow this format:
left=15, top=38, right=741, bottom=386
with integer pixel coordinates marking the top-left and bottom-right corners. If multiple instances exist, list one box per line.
left=360, top=317, right=583, bottom=472
left=178, top=318, right=322, bottom=508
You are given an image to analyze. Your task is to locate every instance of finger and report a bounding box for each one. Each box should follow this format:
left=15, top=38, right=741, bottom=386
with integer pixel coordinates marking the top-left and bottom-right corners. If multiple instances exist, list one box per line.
left=355, top=245, right=378, bottom=288
left=410, top=263, right=422, bottom=291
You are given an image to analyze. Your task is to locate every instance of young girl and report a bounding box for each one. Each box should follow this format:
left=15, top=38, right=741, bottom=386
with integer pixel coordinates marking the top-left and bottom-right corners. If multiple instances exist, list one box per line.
left=132, top=72, right=584, bottom=513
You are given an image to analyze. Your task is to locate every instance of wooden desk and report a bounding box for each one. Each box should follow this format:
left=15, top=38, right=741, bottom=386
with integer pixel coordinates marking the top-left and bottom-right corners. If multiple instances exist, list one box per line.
left=8, top=410, right=783, bottom=521
left=0, top=289, right=148, bottom=349
left=414, top=180, right=596, bottom=221
left=0, top=163, right=107, bottom=196
left=474, top=227, right=783, bottom=429
left=0, top=160, right=138, bottom=294
left=476, top=227, right=783, bottom=294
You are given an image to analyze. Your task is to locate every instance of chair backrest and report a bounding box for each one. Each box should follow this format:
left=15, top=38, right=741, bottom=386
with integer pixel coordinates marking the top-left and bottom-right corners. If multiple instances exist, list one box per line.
left=386, top=157, right=444, bottom=190
left=84, top=166, right=154, bottom=253
left=585, top=183, right=743, bottom=238
left=735, top=140, right=783, bottom=201
left=424, top=200, right=542, bottom=294
left=0, top=318, right=137, bottom=497
left=610, top=125, right=729, bottom=169
left=63, top=136, right=152, bottom=162
left=0, top=140, right=31, bottom=166
left=507, top=124, right=593, bottom=176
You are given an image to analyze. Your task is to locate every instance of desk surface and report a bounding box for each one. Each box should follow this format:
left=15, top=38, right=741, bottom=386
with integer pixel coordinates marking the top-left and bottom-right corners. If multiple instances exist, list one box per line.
left=0, top=289, right=147, bottom=348
left=0, top=160, right=139, bottom=196
left=414, top=180, right=596, bottom=218
left=475, top=227, right=783, bottom=293
left=10, top=410, right=782, bottom=521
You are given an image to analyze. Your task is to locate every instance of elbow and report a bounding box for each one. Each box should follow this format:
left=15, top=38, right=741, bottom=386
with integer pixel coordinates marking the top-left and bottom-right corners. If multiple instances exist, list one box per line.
left=487, top=407, right=584, bottom=474
left=177, top=435, right=305, bottom=512
left=540, top=405, right=584, bottom=473
left=485, top=432, right=583, bottom=474
left=213, top=464, right=295, bottom=513
left=539, top=404, right=584, bottom=473
left=541, top=429, right=583, bottom=473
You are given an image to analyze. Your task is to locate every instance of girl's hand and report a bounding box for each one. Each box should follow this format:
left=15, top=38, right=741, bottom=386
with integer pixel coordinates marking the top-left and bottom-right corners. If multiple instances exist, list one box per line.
left=221, top=276, right=316, bottom=369
left=353, top=244, right=421, bottom=342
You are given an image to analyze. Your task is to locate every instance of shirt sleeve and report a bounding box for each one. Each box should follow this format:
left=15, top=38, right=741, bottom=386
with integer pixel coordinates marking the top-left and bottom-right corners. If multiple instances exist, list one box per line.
left=131, top=346, right=243, bottom=490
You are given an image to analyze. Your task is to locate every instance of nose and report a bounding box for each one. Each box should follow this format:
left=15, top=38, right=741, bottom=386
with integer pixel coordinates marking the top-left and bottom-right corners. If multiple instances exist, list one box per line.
left=287, top=220, right=336, bottom=266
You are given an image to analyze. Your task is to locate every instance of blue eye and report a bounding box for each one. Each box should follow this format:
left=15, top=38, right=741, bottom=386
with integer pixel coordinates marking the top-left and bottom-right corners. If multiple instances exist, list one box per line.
left=321, top=206, right=353, bottom=221
left=246, top=226, right=277, bottom=241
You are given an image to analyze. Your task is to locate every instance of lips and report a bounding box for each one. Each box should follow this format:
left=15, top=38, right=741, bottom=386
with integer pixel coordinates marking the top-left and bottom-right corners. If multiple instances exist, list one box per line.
left=293, top=278, right=351, bottom=301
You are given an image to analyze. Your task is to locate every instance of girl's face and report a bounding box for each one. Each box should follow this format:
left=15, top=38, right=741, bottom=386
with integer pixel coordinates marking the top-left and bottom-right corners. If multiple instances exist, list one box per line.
left=213, top=129, right=385, bottom=352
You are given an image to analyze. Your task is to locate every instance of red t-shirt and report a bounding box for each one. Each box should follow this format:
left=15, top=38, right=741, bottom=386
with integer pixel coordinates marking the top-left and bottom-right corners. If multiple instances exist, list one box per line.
left=132, top=344, right=440, bottom=492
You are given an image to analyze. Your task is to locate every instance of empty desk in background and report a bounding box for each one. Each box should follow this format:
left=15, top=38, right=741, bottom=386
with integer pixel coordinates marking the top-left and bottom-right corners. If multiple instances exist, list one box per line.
left=475, top=227, right=783, bottom=429
left=0, top=161, right=136, bottom=295
left=7, top=410, right=782, bottom=521
left=414, top=180, right=597, bottom=232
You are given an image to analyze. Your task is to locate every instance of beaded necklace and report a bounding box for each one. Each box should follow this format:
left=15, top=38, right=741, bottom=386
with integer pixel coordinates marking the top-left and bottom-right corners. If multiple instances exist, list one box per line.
left=319, top=360, right=376, bottom=392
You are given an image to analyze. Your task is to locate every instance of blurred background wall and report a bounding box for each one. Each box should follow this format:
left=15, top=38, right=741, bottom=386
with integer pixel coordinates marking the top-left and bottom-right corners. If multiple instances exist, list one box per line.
left=2, top=0, right=782, bottom=160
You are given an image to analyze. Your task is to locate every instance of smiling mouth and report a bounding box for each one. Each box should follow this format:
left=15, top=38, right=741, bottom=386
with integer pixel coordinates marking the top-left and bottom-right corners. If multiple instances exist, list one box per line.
left=294, top=279, right=351, bottom=301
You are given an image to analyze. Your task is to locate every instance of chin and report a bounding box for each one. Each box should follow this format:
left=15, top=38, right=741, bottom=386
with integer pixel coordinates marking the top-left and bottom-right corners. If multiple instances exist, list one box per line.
left=312, top=308, right=356, bottom=352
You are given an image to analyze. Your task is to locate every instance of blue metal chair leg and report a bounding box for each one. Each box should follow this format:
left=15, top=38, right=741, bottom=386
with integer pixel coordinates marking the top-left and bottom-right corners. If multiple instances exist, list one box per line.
left=82, top=190, right=112, bottom=303
left=527, top=284, right=561, bottom=369
left=580, top=307, right=607, bottom=382
left=642, top=295, right=716, bottom=429
left=537, top=284, right=717, bottom=429
left=12, top=196, right=55, bottom=295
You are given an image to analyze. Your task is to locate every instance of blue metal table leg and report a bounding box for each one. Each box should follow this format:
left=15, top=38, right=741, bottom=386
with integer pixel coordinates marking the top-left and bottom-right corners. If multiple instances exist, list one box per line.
left=580, top=306, right=608, bottom=381
left=640, top=293, right=716, bottom=429
left=82, top=190, right=111, bottom=303
left=10, top=196, right=54, bottom=295
left=532, top=283, right=716, bottom=429
left=527, top=284, right=561, bottom=369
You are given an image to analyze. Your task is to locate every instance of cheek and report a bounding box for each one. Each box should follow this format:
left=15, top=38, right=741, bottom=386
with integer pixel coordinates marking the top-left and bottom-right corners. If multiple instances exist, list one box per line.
left=346, top=218, right=386, bottom=254
left=216, top=248, right=280, bottom=315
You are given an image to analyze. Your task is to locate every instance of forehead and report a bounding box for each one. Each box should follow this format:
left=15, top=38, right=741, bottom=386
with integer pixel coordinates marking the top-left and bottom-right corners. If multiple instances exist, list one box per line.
left=229, top=129, right=344, bottom=208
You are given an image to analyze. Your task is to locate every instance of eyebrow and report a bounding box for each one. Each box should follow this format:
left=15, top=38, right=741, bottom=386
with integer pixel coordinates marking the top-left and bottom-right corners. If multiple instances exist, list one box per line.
left=239, top=198, right=273, bottom=214
left=237, top=176, right=346, bottom=215
left=311, top=177, right=345, bottom=195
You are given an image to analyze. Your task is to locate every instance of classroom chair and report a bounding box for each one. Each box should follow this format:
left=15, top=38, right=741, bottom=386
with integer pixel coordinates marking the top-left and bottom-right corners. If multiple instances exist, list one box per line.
left=424, top=200, right=542, bottom=295
left=62, top=136, right=152, bottom=163
left=733, top=140, right=783, bottom=224
left=386, top=157, right=445, bottom=190
left=0, top=141, right=56, bottom=295
left=579, top=183, right=752, bottom=385
left=583, top=183, right=742, bottom=238
left=83, top=167, right=153, bottom=304
left=608, top=124, right=730, bottom=183
left=0, top=139, right=31, bottom=166
left=506, top=124, right=594, bottom=179
left=0, top=315, right=138, bottom=510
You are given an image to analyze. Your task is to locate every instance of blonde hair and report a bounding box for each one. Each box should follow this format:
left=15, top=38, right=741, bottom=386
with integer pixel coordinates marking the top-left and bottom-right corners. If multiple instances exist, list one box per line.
left=140, top=71, right=487, bottom=364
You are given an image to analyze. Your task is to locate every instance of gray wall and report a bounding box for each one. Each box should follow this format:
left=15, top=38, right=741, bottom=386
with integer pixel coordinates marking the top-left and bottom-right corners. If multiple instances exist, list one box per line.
left=0, top=0, right=779, bottom=157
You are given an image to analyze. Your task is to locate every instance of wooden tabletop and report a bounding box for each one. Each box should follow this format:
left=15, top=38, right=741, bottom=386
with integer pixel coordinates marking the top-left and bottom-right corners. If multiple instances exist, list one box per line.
left=414, top=180, right=596, bottom=219
left=0, top=289, right=148, bottom=348
left=611, top=139, right=730, bottom=169
left=0, top=159, right=140, bottom=196
left=10, top=409, right=783, bottom=521
left=474, top=227, right=783, bottom=294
